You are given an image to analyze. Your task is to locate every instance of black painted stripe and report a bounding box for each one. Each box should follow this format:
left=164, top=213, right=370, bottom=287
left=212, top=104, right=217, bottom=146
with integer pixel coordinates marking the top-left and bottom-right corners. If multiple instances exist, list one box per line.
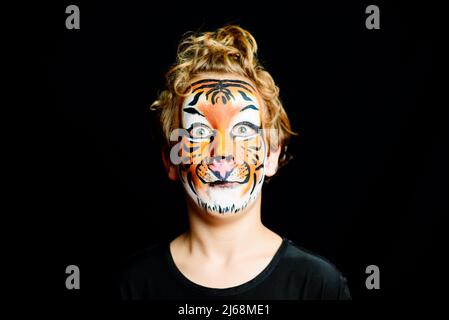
left=240, top=104, right=258, bottom=112
left=250, top=173, right=257, bottom=195
left=183, top=107, right=204, bottom=116
left=188, top=91, right=203, bottom=106
left=191, top=79, right=255, bottom=90
left=238, top=90, right=253, bottom=102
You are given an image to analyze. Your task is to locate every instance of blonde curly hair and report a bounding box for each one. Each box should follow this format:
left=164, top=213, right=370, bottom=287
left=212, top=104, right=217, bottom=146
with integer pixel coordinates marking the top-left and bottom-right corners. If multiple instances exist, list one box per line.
left=151, top=25, right=296, bottom=167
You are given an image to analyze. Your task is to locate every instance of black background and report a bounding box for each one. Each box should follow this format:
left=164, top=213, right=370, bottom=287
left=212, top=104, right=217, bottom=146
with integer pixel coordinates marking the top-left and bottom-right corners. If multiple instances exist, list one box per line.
left=41, top=1, right=443, bottom=301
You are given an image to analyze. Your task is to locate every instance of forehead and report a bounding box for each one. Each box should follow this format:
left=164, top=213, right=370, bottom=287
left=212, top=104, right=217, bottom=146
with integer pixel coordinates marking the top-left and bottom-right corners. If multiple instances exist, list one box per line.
left=181, top=78, right=262, bottom=127
left=185, top=77, right=261, bottom=108
left=191, top=77, right=257, bottom=100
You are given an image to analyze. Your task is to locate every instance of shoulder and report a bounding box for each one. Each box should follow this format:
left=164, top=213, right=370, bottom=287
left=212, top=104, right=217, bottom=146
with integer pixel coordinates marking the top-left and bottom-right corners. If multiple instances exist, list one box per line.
left=115, top=242, right=168, bottom=299
left=280, top=239, right=351, bottom=299
left=283, top=239, right=340, bottom=278
left=122, top=243, right=166, bottom=273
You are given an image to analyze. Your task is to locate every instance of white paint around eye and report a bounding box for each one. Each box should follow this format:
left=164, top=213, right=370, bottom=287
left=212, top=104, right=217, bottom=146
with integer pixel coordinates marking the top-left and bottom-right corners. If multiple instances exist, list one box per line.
left=228, top=92, right=261, bottom=128
left=182, top=95, right=211, bottom=130
left=182, top=112, right=212, bottom=131
left=229, top=107, right=261, bottom=129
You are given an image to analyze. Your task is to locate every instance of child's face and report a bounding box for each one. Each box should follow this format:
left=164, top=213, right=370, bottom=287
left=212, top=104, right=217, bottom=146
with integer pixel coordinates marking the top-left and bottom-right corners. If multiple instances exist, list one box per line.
left=172, top=74, right=278, bottom=215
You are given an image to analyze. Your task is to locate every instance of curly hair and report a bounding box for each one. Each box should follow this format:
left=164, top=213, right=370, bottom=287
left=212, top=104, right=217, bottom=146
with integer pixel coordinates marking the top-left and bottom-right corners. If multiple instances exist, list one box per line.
left=151, top=25, right=296, bottom=168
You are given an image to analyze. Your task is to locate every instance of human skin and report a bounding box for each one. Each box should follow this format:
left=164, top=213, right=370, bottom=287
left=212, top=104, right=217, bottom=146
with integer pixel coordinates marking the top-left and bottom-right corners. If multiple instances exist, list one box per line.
left=166, top=73, right=280, bottom=215
left=163, top=72, right=283, bottom=288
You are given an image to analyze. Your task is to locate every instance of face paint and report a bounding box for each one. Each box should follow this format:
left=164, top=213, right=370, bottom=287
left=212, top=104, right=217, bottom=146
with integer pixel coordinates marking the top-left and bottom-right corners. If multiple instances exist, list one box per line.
left=176, top=78, right=267, bottom=214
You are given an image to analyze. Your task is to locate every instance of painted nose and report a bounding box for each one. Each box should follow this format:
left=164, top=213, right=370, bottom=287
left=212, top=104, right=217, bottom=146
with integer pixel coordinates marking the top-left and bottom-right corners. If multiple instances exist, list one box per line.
left=209, top=157, right=234, bottom=180
left=210, top=130, right=234, bottom=159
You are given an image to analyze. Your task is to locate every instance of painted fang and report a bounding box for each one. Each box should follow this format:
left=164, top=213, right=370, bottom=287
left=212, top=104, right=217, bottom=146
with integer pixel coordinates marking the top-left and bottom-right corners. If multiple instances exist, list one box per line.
left=174, top=79, right=267, bottom=215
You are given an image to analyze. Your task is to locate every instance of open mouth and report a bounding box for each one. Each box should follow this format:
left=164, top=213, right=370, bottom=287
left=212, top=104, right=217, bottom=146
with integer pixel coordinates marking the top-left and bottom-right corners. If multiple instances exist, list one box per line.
left=209, top=181, right=239, bottom=188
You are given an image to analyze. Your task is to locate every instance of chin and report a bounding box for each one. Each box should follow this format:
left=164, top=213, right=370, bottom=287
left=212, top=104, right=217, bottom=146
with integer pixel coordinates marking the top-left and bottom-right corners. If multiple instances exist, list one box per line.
left=195, top=185, right=260, bottom=215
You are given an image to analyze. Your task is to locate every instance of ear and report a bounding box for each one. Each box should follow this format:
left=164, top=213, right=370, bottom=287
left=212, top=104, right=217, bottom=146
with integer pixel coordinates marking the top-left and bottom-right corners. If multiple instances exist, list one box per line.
left=161, top=147, right=178, bottom=181
left=265, top=145, right=281, bottom=177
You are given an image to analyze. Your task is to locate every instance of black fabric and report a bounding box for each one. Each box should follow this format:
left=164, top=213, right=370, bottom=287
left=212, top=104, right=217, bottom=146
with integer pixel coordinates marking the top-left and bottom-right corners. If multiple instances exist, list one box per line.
left=117, top=237, right=351, bottom=300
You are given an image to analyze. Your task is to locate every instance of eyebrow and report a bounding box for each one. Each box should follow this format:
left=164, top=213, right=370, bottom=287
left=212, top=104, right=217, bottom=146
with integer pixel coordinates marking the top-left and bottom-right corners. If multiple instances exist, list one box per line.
left=240, top=105, right=259, bottom=112
left=183, top=107, right=204, bottom=117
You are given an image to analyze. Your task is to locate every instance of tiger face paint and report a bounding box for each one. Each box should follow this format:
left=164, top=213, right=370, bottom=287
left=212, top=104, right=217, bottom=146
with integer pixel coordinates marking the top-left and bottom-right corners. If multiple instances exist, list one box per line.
left=173, top=78, right=267, bottom=215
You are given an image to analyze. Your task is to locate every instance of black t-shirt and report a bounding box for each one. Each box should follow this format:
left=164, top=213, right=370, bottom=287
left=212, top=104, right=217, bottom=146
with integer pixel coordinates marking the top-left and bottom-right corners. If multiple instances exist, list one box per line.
left=118, top=237, right=351, bottom=300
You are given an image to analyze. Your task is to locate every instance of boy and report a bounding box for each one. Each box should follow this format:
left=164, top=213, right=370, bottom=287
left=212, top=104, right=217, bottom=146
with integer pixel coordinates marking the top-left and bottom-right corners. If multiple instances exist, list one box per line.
left=119, top=25, right=351, bottom=300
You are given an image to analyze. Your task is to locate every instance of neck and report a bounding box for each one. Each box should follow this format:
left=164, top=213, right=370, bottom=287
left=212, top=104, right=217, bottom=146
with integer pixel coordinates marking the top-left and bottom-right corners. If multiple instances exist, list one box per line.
left=182, top=195, right=270, bottom=262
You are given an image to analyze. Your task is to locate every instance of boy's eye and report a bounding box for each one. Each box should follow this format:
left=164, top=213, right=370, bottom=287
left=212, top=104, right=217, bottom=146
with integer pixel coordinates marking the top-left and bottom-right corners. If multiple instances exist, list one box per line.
left=190, top=124, right=213, bottom=139
left=231, top=122, right=258, bottom=137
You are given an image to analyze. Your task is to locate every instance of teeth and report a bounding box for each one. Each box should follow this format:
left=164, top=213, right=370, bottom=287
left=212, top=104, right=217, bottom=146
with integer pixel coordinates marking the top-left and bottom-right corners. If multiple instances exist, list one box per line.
left=195, top=191, right=260, bottom=215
